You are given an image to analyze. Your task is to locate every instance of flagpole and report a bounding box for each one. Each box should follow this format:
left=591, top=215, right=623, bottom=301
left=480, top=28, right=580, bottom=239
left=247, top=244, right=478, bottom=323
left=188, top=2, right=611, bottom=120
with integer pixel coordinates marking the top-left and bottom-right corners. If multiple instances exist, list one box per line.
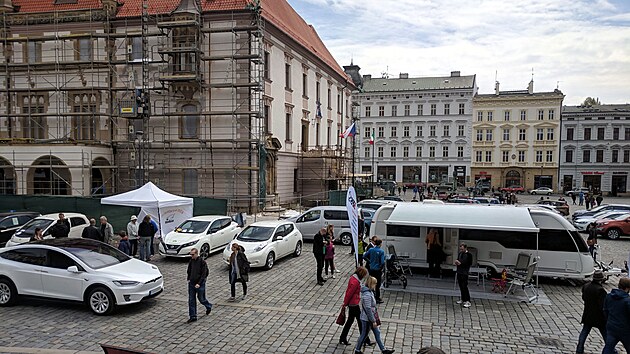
left=372, top=128, right=375, bottom=186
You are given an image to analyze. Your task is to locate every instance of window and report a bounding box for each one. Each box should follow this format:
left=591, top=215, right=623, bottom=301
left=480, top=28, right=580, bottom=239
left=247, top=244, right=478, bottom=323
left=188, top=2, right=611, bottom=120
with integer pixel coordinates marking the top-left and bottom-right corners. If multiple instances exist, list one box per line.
left=327, top=88, right=331, bottom=109
left=364, top=147, right=370, bottom=158
left=546, top=128, right=554, bottom=140
left=364, top=126, right=371, bottom=138
left=613, top=128, right=620, bottom=140
left=365, top=106, right=371, bottom=117
left=403, top=126, right=410, bottom=137
left=442, top=146, right=449, bottom=157
left=624, top=150, right=630, bottom=163
left=536, top=128, right=543, bottom=141
left=520, top=110, right=526, bottom=121
left=378, top=126, right=384, bottom=138
left=315, top=122, right=320, bottom=146
left=285, top=63, right=291, bottom=89
left=476, top=129, right=483, bottom=141
left=597, top=127, right=605, bottom=140
left=391, top=105, right=398, bottom=117
left=417, top=104, right=423, bottom=116
left=486, top=129, right=493, bottom=141
left=403, top=146, right=409, bottom=157
left=565, top=150, right=573, bottom=163
left=584, top=128, right=591, bottom=140
left=485, top=151, right=492, bottom=162
left=538, top=109, right=544, bottom=120
left=457, top=146, right=464, bottom=158
left=323, top=210, right=349, bottom=221
left=548, top=109, right=555, bottom=120
left=518, top=150, right=525, bottom=162
left=416, top=126, right=423, bottom=137
left=504, top=110, right=510, bottom=121
left=487, top=111, right=493, bottom=121
left=503, top=129, right=510, bottom=141
left=327, top=125, right=331, bottom=147
left=519, top=129, right=526, bottom=141
left=263, top=104, right=270, bottom=134
left=71, top=93, right=98, bottom=140
left=263, top=51, right=270, bottom=79
left=502, top=150, right=509, bottom=162
left=416, top=146, right=422, bottom=157
left=546, top=151, right=553, bottom=163
left=475, top=151, right=482, bottom=162
left=26, top=41, right=42, bottom=64
left=430, top=104, right=437, bottom=115
left=477, top=111, right=483, bottom=121
left=316, top=81, right=321, bottom=102
left=390, top=146, right=396, bottom=157
left=443, top=125, right=450, bottom=137
left=566, top=127, right=574, bottom=140
left=285, top=112, right=292, bottom=140
left=612, top=149, right=619, bottom=163
left=625, top=128, right=630, bottom=140
left=20, top=94, right=46, bottom=139
left=378, top=106, right=385, bottom=116
left=459, top=103, right=465, bottom=115
left=337, top=92, right=341, bottom=112
left=302, top=73, right=308, bottom=97
left=293, top=169, right=298, bottom=193
left=596, top=150, right=604, bottom=163
left=390, top=126, right=397, bottom=137
left=458, top=125, right=465, bottom=137
left=76, top=39, right=93, bottom=61
left=535, top=150, right=543, bottom=162
left=404, top=105, right=410, bottom=116
left=444, top=103, right=450, bottom=115
left=377, top=147, right=384, bottom=157
left=181, top=104, right=199, bottom=138
left=183, top=169, right=198, bottom=194
left=429, top=125, right=436, bottom=137
left=129, top=37, right=142, bottom=61
left=386, top=224, right=421, bottom=238
left=583, top=150, right=591, bottom=163
left=429, top=146, right=436, bottom=157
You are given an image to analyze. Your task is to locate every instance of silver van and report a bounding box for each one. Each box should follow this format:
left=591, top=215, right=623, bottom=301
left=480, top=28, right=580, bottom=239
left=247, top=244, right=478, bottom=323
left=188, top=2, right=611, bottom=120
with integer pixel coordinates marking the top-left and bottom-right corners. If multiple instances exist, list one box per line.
left=288, top=206, right=353, bottom=245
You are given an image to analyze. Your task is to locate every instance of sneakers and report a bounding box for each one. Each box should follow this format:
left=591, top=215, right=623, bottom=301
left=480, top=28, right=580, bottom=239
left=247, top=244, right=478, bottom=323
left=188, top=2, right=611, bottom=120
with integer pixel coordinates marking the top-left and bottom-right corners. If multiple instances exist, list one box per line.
left=227, top=297, right=235, bottom=302
left=206, top=306, right=212, bottom=315
left=186, top=318, right=197, bottom=323
left=334, top=269, right=341, bottom=273
left=241, top=294, right=247, bottom=301
left=456, top=300, right=463, bottom=304
left=463, top=301, right=472, bottom=308
left=324, top=275, right=328, bottom=280
left=332, top=275, right=336, bottom=279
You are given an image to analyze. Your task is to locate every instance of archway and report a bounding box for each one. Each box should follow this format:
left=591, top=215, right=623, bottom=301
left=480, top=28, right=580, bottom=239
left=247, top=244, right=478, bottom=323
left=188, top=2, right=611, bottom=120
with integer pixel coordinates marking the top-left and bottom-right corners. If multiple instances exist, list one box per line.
left=91, top=157, right=112, bottom=195
left=0, top=157, right=16, bottom=195
left=505, top=170, right=521, bottom=187
left=27, top=156, right=71, bottom=195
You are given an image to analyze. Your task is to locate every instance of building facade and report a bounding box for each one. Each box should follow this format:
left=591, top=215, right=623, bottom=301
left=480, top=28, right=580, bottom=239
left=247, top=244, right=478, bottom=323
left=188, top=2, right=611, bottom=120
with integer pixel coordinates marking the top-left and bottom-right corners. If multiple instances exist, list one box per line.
left=0, top=0, right=353, bottom=211
left=471, top=81, right=564, bottom=191
left=560, top=104, right=630, bottom=195
left=349, top=71, right=477, bottom=187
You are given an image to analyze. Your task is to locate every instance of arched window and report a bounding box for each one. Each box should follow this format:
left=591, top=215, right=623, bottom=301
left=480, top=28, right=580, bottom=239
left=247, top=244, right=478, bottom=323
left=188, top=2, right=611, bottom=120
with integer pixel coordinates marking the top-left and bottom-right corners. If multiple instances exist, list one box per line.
left=505, top=170, right=521, bottom=187
left=181, top=104, right=198, bottom=139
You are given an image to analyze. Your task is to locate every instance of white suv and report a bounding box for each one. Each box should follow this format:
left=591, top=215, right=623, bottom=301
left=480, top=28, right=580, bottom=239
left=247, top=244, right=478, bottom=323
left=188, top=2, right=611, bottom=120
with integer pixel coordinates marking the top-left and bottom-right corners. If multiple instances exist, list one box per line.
left=6, top=213, right=89, bottom=247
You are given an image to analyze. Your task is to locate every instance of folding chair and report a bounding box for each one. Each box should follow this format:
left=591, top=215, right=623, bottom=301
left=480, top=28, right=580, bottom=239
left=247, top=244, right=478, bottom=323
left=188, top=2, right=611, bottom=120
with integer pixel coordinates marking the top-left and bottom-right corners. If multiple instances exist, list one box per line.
left=387, top=244, right=412, bottom=276
left=505, top=262, right=539, bottom=303
left=513, top=253, right=532, bottom=275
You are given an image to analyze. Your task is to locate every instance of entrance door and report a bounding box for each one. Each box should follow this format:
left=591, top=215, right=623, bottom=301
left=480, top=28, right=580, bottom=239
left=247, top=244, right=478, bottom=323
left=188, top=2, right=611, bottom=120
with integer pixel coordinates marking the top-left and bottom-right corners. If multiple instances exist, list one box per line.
left=505, top=170, right=521, bottom=187
left=583, top=175, right=602, bottom=191
left=612, top=175, right=627, bottom=195
left=563, top=175, right=573, bottom=192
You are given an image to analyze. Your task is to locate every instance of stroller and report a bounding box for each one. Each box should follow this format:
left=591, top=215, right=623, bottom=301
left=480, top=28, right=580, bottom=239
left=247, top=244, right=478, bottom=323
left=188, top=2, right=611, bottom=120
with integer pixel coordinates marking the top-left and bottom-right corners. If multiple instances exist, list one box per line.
left=383, top=254, right=408, bottom=289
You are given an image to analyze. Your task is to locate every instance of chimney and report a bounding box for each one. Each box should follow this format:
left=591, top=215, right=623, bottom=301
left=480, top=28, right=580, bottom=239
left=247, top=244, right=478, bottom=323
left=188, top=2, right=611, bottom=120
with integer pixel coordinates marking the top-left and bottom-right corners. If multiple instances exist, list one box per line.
left=362, top=74, right=372, bottom=81
left=495, top=81, right=500, bottom=95
left=450, top=71, right=461, bottom=77
left=343, top=62, right=363, bottom=88
left=399, top=73, right=409, bottom=79
left=528, top=79, right=534, bottom=94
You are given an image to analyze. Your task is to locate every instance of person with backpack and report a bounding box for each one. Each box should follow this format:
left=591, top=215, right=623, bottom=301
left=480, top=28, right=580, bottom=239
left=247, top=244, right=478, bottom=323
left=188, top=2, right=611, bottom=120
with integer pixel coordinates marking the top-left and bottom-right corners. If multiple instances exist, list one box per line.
left=363, top=238, right=386, bottom=304
left=227, top=243, right=250, bottom=302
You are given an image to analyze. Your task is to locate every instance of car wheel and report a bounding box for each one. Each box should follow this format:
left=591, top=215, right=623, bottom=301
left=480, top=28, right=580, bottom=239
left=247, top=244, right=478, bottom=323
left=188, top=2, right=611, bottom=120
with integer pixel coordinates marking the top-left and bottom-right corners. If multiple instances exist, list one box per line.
left=0, top=278, right=17, bottom=306
left=606, top=228, right=622, bottom=240
left=547, top=192, right=552, bottom=196
left=264, top=252, right=275, bottom=270
left=87, top=286, right=116, bottom=315
left=531, top=191, right=536, bottom=195
left=293, top=241, right=302, bottom=257
left=200, top=243, right=210, bottom=259
left=340, top=233, right=352, bottom=246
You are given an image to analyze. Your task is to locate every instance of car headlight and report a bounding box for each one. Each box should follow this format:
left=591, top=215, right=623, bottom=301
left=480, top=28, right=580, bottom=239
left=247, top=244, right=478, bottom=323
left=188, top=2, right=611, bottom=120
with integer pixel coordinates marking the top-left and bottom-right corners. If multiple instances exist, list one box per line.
left=113, top=280, right=141, bottom=287
left=254, top=242, right=268, bottom=252
left=181, top=240, right=198, bottom=248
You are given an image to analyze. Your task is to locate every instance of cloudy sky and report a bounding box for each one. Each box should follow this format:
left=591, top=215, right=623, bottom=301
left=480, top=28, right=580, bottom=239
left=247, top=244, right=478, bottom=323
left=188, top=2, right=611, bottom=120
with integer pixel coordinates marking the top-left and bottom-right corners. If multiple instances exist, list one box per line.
left=287, top=0, right=630, bottom=105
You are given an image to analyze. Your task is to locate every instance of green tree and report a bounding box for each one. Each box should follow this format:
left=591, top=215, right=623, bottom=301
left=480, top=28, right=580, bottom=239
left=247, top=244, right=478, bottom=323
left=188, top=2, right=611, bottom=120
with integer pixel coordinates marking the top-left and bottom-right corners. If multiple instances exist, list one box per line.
left=582, top=97, right=601, bottom=106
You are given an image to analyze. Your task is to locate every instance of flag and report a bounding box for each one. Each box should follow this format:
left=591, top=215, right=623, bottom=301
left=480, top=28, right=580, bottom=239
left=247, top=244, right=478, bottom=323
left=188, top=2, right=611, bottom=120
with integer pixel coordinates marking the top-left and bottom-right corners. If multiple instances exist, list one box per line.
left=340, top=123, right=356, bottom=138
left=346, top=187, right=359, bottom=263
left=369, top=130, right=374, bottom=145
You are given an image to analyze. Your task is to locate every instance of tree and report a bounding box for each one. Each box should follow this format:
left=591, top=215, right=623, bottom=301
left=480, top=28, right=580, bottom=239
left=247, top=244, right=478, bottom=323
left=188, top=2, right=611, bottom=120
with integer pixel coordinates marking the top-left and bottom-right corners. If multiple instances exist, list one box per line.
left=582, top=97, right=601, bottom=106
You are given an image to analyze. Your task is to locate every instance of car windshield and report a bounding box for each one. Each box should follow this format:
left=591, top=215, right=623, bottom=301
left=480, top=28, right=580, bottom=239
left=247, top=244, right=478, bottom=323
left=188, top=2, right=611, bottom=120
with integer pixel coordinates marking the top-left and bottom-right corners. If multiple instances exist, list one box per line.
left=62, top=241, right=130, bottom=269
left=237, top=226, right=274, bottom=242
left=16, top=219, right=53, bottom=236
left=174, top=220, right=210, bottom=234
left=612, top=213, right=630, bottom=220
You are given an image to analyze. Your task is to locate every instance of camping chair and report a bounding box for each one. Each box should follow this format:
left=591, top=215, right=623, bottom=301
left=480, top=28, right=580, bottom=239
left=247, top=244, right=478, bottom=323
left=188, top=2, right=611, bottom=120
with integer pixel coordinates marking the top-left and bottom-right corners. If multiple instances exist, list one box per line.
left=387, top=244, right=412, bottom=276
left=512, top=253, right=532, bottom=276
left=505, top=262, right=539, bottom=303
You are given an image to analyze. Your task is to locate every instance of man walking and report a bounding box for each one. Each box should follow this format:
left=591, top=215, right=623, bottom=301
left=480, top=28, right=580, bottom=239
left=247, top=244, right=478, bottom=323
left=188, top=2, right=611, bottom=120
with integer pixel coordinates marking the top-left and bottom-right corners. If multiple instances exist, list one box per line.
left=127, top=215, right=139, bottom=257
left=455, top=243, right=473, bottom=308
left=313, top=227, right=326, bottom=285
left=186, top=248, right=212, bottom=323
left=81, top=218, right=101, bottom=241
left=363, top=238, right=386, bottom=303
left=602, top=278, right=630, bottom=353
left=576, top=271, right=607, bottom=354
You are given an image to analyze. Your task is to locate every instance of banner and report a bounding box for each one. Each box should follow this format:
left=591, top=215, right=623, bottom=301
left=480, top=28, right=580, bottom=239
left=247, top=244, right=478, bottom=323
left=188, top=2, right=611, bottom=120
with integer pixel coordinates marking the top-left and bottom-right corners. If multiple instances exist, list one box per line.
left=138, top=204, right=193, bottom=239
left=346, top=187, right=359, bottom=264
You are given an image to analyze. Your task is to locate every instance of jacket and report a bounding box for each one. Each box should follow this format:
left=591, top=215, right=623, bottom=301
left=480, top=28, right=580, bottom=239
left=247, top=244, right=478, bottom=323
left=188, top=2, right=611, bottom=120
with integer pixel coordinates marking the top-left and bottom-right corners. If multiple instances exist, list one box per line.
left=343, top=274, right=362, bottom=306
left=313, top=232, right=325, bottom=255
left=126, top=221, right=139, bottom=240
left=138, top=221, right=155, bottom=238
left=359, top=284, right=377, bottom=322
left=363, top=246, right=385, bottom=271
left=581, top=281, right=607, bottom=328
left=456, top=251, right=473, bottom=275
left=228, top=248, right=250, bottom=282
left=187, top=257, right=209, bottom=285
left=50, top=219, right=70, bottom=238
left=81, top=225, right=102, bottom=241
left=324, top=240, right=335, bottom=260
left=603, top=288, right=630, bottom=334
left=118, top=239, right=131, bottom=255
left=100, top=222, right=116, bottom=246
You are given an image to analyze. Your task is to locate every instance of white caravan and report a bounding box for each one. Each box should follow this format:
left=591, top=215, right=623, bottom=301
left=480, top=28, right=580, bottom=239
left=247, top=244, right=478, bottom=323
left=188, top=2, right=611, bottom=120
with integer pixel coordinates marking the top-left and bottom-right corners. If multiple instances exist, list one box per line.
left=371, top=203, right=593, bottom=280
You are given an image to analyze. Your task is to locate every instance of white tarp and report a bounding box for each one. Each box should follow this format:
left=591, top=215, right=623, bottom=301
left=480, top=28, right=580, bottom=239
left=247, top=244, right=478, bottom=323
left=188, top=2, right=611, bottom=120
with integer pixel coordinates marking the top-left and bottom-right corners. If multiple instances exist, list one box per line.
left=101, top=182, right=193, bottom=236
left=346, top=187, right=359, bottom=264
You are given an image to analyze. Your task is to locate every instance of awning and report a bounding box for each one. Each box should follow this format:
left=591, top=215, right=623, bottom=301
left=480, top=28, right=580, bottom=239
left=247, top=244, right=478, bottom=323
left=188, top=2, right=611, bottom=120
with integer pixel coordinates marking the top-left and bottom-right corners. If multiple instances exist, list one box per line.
left=384, top=203, right=539, bottom=233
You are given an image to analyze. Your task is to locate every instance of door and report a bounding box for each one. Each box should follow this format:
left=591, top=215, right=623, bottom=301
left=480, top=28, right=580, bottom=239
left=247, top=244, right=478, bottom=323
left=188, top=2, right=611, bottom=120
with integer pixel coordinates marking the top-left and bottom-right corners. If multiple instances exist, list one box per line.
left=207, top=220, right=223, bottom=250
left=621, top=216, right=630, bottom=235
left=218, top=218, right=234, bottom=247
left=69, top=217, right=87, bottom=237
left=295, top=210, right=322, bottom=240
left=41, top=250, right=84, bottom=300
left=0, top=216, right=20, bottom=245
left=272, top=225, right=288, bottom=256
left=1, top=248, right=45, bottom=295
left=281, top=224, right=295, bottom=256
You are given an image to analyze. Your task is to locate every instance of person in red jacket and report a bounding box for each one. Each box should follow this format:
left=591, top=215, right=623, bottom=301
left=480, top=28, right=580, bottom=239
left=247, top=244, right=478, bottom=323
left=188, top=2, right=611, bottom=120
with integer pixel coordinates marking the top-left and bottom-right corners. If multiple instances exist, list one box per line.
left=339, top=266, right=373, bottom=347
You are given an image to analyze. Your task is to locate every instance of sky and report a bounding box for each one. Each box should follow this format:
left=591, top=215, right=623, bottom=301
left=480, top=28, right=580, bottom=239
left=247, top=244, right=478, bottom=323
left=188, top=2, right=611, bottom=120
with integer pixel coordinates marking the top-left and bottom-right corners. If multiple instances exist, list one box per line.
left=286, top=0, right=630, bottom=105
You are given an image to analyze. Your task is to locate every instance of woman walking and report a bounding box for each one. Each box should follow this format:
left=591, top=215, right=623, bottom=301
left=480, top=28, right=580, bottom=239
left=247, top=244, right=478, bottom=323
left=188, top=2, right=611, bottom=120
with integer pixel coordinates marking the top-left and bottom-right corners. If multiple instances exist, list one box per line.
left=354, top=276, right=394, bottom=354
left=228, top=243, right=250, bottom=301
left=339, top=267, right=373, bottom=346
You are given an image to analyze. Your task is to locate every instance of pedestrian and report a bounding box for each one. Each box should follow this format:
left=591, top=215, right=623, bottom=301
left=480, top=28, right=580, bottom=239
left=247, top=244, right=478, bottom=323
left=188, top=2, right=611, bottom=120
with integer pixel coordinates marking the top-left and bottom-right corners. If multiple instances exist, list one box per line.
left=30, top=227, right=44, bottom=242
left=339, top=266, right=373, bottom=347
left=586, top=222, right=598, bottom=260
left=314, top=226, right=327, bottom=285
left=586, top=195, right=591, bottom=210
left=117, top=231, right=131, bottom=255
left=324, top=225, right=337, bottom=279
left=426, top=228, right=443, bottom=278
left=100, top=216, right=116, bottom=247
left=363, top=238, right=385, bottom=304
left=50, top=213, right=70, bottom=238
left=357, top=235, right=367, bottom=267
left=590, top=195, right=596, bottom=210
left=354, top=276, right=395, bottom=354
left=127, top=215, right=139, bottom=257
left=138, top=215, right=155, bottom=261
left=510, top=193, right=517, bottom=205
left=576, top=271, right=607, bottom=354
left=402, top=186, right=407, bottom=195
left=455, top=243, right=473, bottom=308
left=602, top=278, right=630, bottom=353
left=186, top=247, right=213, bottom=323
left=579, top=191, right=584, bottom=206
left=596, top=194, right=604, bottom=207
left=149, top=216, right=159, bottom=256
left=81, top=218, right=101, bottom=241
left=227, top=243, right=250, bottom=302
left=413, top=185, right=418, bottom=199
left=571, top=193, right=577, bottom=205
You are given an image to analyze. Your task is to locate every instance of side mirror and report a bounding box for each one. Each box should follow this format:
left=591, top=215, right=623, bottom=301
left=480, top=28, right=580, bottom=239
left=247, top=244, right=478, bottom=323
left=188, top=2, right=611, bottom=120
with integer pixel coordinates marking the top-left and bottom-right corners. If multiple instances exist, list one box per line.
left=67, top=265, right=80, bottom=273
left=275, top=236, right=283, bottom=241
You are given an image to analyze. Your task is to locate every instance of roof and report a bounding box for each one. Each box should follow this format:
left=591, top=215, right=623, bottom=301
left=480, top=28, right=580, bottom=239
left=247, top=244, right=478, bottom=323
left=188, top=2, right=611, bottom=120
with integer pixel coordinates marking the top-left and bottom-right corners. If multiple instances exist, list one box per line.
left=384, top=203, right=539, bottom=233
left=11, top=0, right=102, bottom=13
left=250, top=220, right=290, bottom=227
left=101, top=181, right=193, bottom=208
left=360, top=74, right=476, bottom=93
left=476, top=90, right=564, bottom=99
left=40, top=212, right=87, bottom=219
left=189, top=215, right=230, bottom=222
left=562, top=104, right=630, bottom=114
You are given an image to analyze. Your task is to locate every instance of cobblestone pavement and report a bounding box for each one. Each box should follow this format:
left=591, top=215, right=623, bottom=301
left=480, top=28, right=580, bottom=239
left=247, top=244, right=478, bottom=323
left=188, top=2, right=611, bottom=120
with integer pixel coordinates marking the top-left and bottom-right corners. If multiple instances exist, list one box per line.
left=1, top=196, right=630, bottom=354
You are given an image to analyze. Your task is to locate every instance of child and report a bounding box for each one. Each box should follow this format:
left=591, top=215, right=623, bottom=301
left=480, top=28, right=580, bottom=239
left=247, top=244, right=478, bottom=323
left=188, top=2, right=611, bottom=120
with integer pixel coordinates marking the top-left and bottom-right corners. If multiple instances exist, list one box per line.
left=324, top=225, right=336, bottom=278
left=118, top=230, right=131, bottom=255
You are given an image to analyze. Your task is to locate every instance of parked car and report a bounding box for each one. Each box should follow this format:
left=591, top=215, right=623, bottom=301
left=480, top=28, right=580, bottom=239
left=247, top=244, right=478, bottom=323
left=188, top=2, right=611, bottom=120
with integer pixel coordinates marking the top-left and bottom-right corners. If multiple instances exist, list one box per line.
left=447, top=198, right=480, bottom=204
left=222, top=220, right=302, bottom=270
left=6, top=213, right=90, bottom=247
left=500, top=185, right=525, bottom=193
left=376, top=195, right=404, bottom=202
left=288, top=206, right=353, bottom=245
left=0, top=238, right=163, bottom=315
left=530, top=187, right=554, bottom=195
left=573, top=204, right=630, bottom=220
left=565, top=187, right=590, bottom=197
left=357, top=199, right=393, bottom=211
left=159, top=216, right=241, bottom=259
left=360, top=208, right=375, bottom=228
left=573, top=211, right=630, bottom=232
left=0, top=212, right=40, bottom=247
left=536, top=199, right=570, bottom=216
left=472, top=197, right=500, bottom=204
left=595, top=214, right=630, bottom=239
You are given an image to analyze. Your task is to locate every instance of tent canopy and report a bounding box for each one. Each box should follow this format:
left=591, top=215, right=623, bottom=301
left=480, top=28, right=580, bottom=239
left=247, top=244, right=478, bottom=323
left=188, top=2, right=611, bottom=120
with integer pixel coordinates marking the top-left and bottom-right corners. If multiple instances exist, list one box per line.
left=101, top=182, right=193, bottom=209
left=384, top=203, right=539, bottom=233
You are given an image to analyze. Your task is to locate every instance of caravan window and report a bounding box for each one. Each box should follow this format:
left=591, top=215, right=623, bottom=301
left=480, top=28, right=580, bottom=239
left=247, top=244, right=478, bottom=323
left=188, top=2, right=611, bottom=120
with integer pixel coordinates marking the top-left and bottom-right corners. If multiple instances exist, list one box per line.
left=323, top=210, right=349, bottom=220
left=386, top=224, right=420, bottom=238
left=538, top=229, right=578, bottom=252
left=459, top=229, right=537, bottom=250
left=569, top=230, right=589, bottom=253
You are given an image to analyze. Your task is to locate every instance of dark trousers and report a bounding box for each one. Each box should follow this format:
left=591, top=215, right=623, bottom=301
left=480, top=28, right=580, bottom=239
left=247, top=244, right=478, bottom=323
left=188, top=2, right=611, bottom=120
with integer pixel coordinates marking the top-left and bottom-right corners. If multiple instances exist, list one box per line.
left=576, top=324, right=606, bottom=353
left=315, top=253, right=324, bottom=282
left=340, top=305, right=371, bottom=344
left=150, top=235, right=155, bottom=255
left=229, top=272, right=247, bottom=297
left=129, top=239, right=138, bottom=257
left=457, top=273, right=470, bottom=302
left=369, top=269, right=382, bottom=301
left=603, top=329, right=630, bottom=354
left=324, top=258, right=335, bottom=275
left=187, top=281, right=212, bottom=320
left=428, top=250, right=441, bottom=278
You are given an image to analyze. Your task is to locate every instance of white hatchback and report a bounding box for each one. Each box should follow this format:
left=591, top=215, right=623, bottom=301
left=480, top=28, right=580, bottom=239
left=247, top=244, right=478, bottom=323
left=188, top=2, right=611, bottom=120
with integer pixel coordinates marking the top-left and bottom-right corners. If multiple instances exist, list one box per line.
left=159, top=216, right=241, bottom=259
left=6, top=213, right=89, bottom=247
left=222, top=221, right=302, bottom=270
left=0, top=238, right=163, bottom=315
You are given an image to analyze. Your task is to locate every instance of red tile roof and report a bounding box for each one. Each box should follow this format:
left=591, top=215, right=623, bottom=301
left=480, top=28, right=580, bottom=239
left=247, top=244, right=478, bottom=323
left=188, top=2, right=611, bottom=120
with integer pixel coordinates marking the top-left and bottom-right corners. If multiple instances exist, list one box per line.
left=12, top=0, right=102, bottom=13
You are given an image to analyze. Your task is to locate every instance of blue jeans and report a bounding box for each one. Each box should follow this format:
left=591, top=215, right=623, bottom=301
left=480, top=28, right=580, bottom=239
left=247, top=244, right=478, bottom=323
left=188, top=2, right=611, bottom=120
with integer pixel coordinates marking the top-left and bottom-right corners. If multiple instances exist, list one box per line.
left=602, top=329, right=630, bottom=354
left=355, top=320, right=385, bottom=352
left=576, top=325, right=606, bottom=353
left=139, top=237, right=151, bottom=261
left=188, top=281, right=212, bottom=319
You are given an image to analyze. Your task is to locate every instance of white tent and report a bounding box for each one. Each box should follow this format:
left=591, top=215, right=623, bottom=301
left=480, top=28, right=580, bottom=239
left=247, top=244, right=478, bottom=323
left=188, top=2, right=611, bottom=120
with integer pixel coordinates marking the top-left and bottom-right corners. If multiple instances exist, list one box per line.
left=101, top=182, right=193, bottom=236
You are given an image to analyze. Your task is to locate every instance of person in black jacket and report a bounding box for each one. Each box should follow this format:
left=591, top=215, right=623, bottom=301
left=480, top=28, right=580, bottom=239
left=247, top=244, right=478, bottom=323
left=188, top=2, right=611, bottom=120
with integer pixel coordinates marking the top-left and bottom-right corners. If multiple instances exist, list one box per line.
left=186, top=247, right=213, bottom=323
left=227, top=243, right=250, bottom=302
left=576, top=271, right=607, bottom=354
left=50, top=213, right=70, bottom=238
left=455, top=243, right=473, bottom=308
left=138, top=215, right=155, bottom=261
left=313, top=227, right=327, bottom=285
left=81, top=218, right=102, bottom=241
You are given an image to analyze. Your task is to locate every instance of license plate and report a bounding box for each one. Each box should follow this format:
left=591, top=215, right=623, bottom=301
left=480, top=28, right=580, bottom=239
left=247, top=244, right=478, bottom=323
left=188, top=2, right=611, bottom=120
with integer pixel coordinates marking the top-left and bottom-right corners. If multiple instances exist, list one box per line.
left=166, top=250, right=178, bottom=255
left=149, top=287, right=161, bottom=296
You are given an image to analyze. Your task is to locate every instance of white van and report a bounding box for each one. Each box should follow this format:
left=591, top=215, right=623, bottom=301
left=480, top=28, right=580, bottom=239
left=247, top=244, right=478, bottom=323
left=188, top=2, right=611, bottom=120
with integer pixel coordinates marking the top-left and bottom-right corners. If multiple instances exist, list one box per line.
left=288, top=206, right=353, bottom=245
left=371, top=203, right=593, bottom=280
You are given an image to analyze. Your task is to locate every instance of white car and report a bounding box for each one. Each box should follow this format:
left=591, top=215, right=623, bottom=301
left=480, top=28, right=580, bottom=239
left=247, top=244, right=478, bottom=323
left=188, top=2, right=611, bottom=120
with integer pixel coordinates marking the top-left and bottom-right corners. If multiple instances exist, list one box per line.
left=530, top=187, right=553, bottom=195
left=159, top=216, right=241, bottom=259
left=6, top=213, right=89, bottom=247
left=0, top=238, right=163, bottom=315
left=223, top=220, right=302, bottom=270
left=573, top=211, right=630, bottom=232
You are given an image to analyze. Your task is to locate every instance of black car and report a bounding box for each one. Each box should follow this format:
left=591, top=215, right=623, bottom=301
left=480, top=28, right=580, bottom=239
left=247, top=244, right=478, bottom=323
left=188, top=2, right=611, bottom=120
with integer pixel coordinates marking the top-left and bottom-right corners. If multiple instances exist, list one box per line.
left=0, top=212, right=40, bottom=247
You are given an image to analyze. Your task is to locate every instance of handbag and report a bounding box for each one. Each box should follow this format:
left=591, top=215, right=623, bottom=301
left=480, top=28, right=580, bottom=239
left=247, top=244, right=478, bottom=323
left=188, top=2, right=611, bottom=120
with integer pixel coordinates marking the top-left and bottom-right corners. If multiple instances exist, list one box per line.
left=335, top=306, right=346, bottom=326
left=373, top=309, right=381, bottom=326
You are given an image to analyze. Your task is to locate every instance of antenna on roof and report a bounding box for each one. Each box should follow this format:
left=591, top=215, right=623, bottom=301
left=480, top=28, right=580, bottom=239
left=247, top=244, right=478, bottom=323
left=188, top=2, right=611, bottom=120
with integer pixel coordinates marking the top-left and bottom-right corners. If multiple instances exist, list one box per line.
left=494, top=70, right=497, bottom=83
left=531, top=67, right=534, bottom=81
left=350, top=53, right=353, bottom=66
left=556, top=81, right=561, bottom=90
left=381, top=66, right=389, bottom=79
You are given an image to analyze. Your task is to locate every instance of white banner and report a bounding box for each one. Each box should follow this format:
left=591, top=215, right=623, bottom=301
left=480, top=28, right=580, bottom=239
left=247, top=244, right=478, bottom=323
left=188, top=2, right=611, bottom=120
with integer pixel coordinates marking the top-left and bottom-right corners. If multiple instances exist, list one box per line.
left=346, top=187, right=359, bottom=264
left=138, top=204, right=193, bottom=238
